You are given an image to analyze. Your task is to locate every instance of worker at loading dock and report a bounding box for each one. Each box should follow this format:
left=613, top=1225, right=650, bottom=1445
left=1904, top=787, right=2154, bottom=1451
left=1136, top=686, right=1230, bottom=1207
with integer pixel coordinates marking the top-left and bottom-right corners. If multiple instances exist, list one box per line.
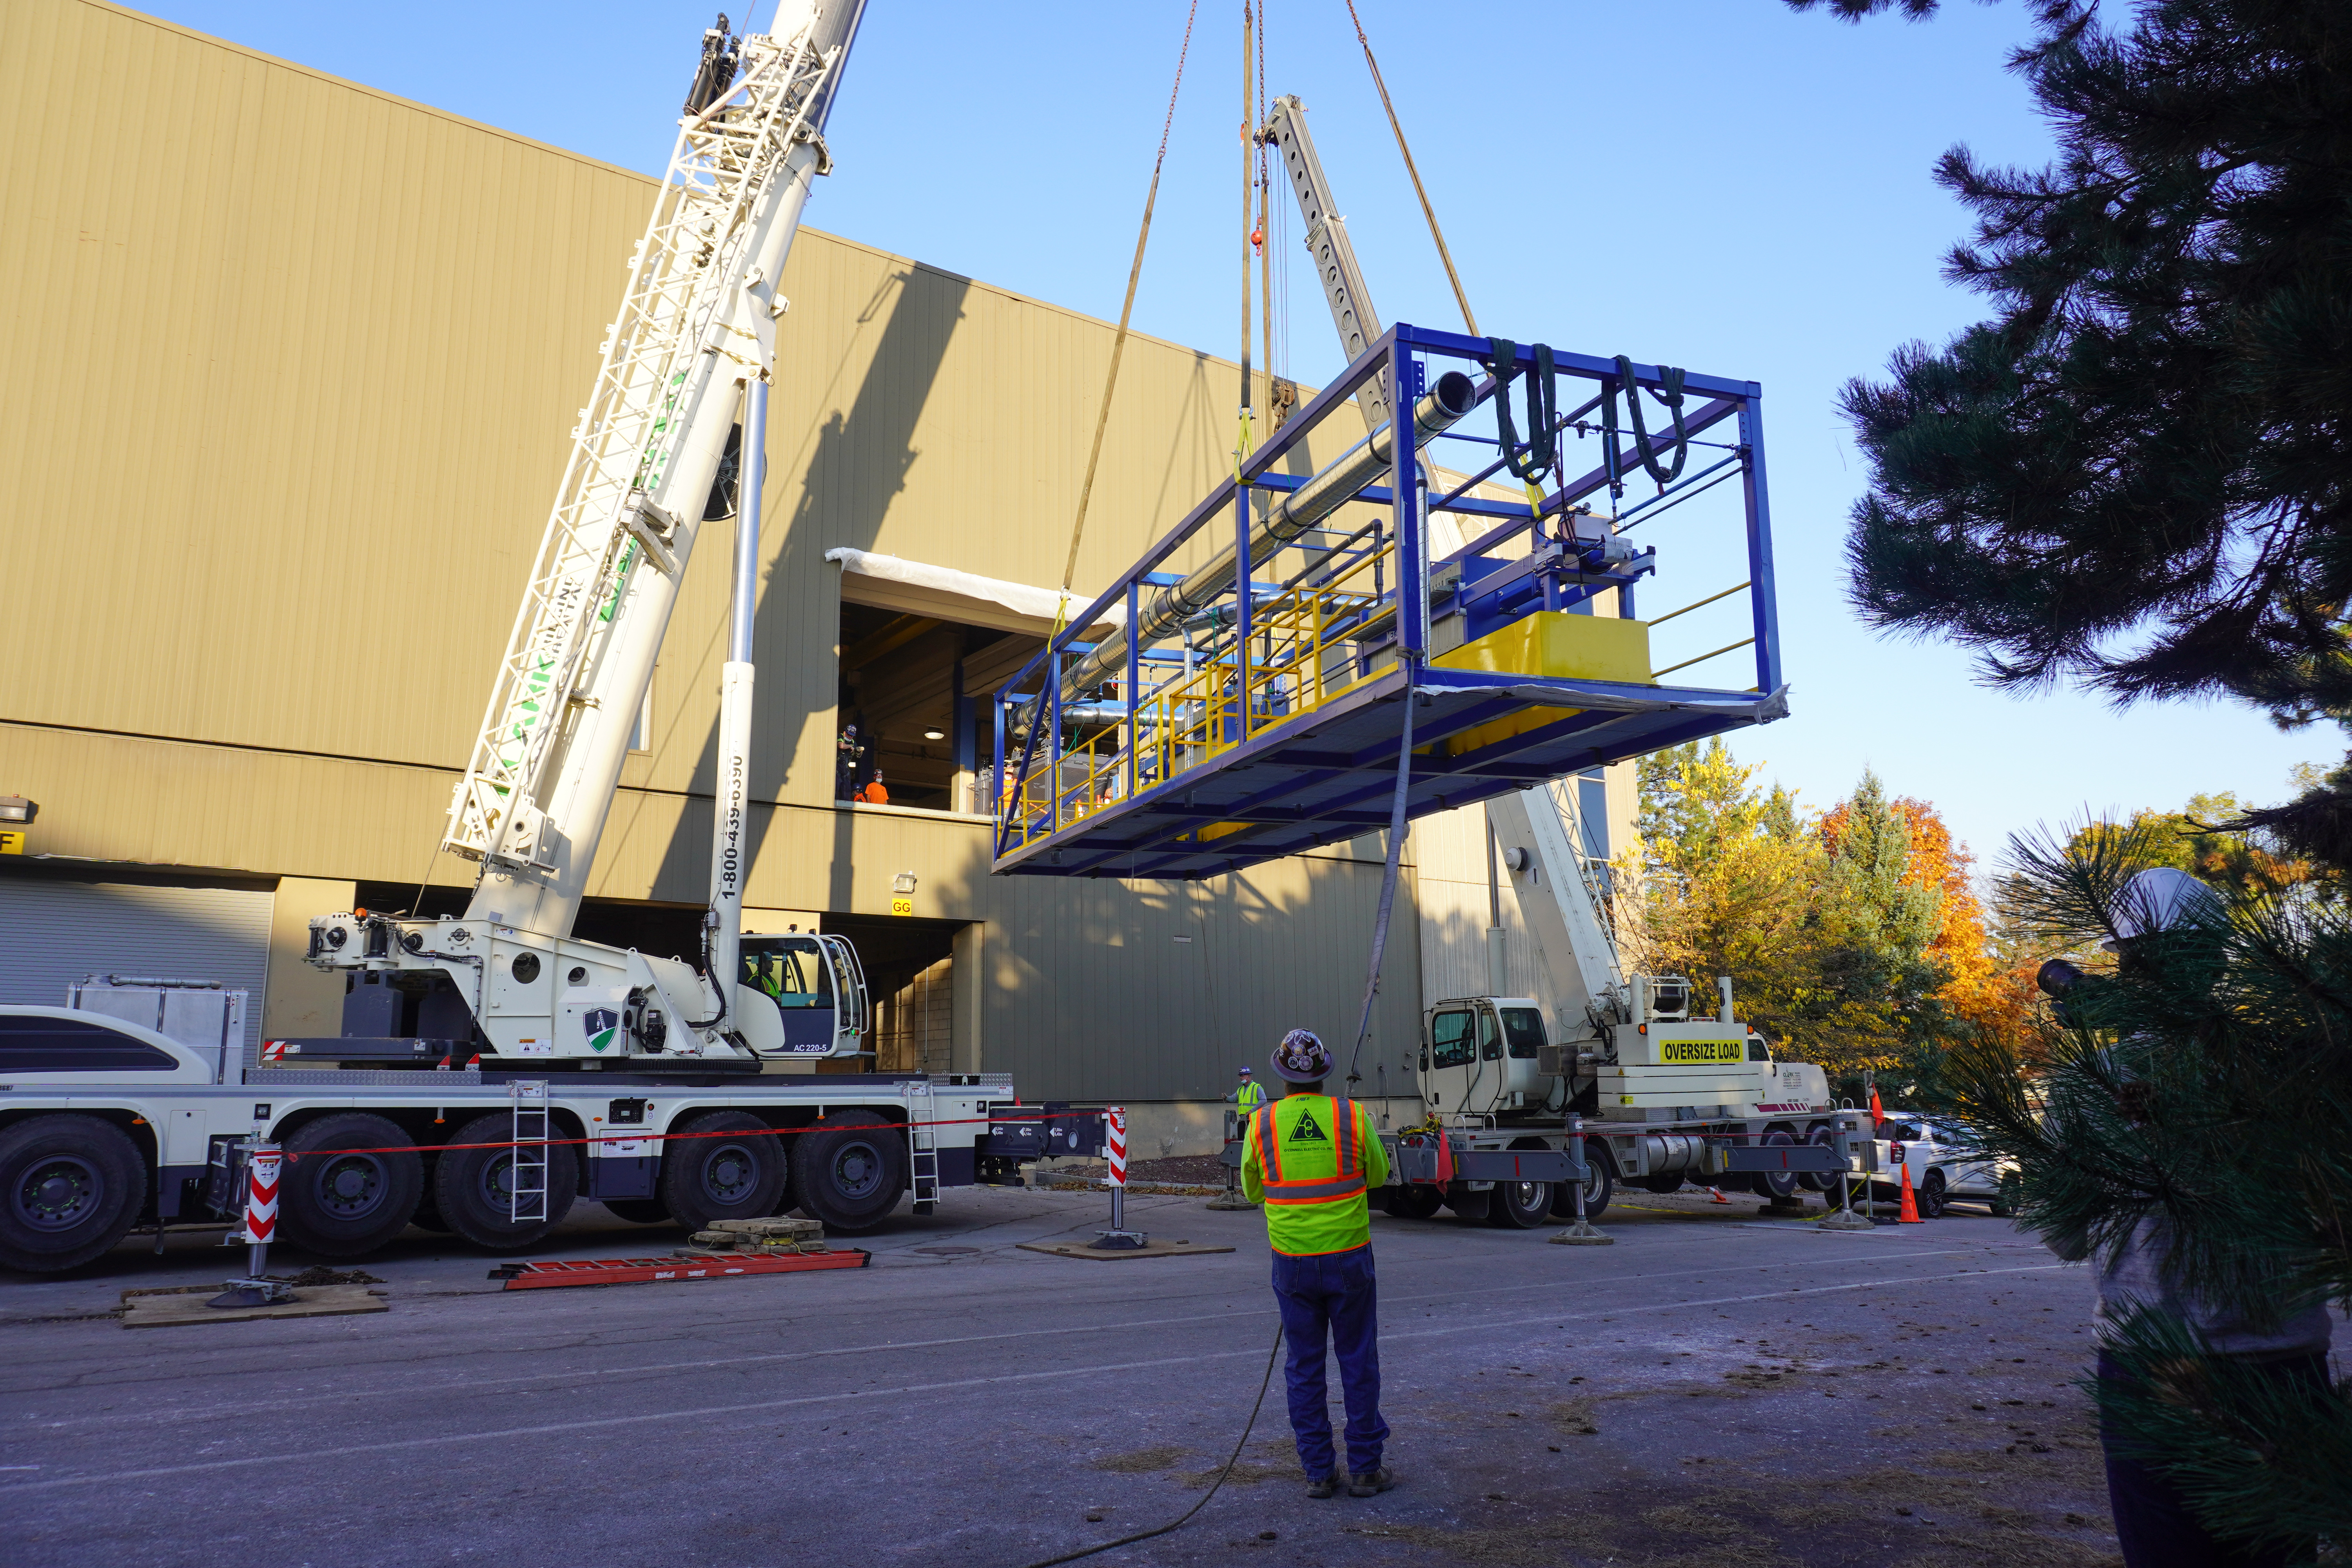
left=1243, top=1029, right=1394, bottom=1499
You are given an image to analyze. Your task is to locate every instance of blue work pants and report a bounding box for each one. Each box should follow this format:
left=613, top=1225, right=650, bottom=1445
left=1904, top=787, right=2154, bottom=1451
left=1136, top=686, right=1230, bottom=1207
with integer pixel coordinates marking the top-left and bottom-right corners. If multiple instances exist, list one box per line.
left=1270, top=1243, right=1387, bottom=1479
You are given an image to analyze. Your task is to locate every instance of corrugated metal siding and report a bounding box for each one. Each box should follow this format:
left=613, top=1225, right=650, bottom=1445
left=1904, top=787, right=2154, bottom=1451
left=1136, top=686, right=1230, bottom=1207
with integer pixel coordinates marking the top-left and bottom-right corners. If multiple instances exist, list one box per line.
left=0, top=0, right=1410, bottom=1103
left=0, top=873, right=272, bottom=1067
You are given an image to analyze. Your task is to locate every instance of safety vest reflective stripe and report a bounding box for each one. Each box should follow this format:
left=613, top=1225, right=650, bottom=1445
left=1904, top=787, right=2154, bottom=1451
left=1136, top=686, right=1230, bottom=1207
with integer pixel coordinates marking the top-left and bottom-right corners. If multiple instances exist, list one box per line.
left=1263, top=1176, right=1367, bottom=1203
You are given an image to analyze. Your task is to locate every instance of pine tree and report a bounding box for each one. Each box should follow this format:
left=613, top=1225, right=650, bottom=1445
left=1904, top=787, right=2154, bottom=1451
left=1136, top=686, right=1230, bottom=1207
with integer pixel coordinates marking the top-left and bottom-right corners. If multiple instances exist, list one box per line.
left=1791, top=0, right=2352, bottom=858
left=1950, top=822, right=2352, bottom=1553
left=1789, top=4, right=2352, bottom=1545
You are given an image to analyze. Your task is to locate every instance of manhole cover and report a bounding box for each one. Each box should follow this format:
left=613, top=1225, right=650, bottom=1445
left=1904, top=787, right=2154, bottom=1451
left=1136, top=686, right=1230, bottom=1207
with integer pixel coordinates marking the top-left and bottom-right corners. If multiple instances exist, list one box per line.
left=914, top=1245, right=982, bottom=1256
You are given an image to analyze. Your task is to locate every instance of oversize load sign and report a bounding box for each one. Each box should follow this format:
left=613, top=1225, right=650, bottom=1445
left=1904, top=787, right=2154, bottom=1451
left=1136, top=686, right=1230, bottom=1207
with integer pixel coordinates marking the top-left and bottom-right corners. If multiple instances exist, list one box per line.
left=1657, top=1039, right=1744, bottom=1064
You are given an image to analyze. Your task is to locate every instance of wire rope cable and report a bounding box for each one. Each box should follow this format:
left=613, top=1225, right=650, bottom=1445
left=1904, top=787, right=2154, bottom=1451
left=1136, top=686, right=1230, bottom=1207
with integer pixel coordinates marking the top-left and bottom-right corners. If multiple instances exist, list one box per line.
left=1013, top=1321, right=1286, bottom=1568
left=1341, top=0, right=1477, bottom=338
left=1059, top=0, right=1203, bottom=592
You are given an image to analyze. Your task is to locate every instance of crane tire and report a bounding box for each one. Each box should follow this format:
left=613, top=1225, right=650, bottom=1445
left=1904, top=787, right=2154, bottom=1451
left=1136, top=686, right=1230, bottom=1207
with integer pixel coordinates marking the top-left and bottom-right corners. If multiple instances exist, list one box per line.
left=1549, top=1141, right=1614, bottom=1220
left=434, top=1112, right=578, bottom=1252
left=1757, top=1129, right=1802, bottom=1200
left=0, top=1114, right=144, bottom=1274
left=1442, top=1185, right=1493, bottom=1221
left=1797, top=1123, right=1837, bottom=1191
left=1486, top=1178, right=1552, bottom=1229
left=1485, top=1138, right=1554, bottom=1228
left=660, top=1111, right=789, bottom=1232
left=791, top=1111, right=904, bottom=1232
left=1381, top=1184, right=1444, bottom=1220
left=278, top=1113, right=424, bottom=1258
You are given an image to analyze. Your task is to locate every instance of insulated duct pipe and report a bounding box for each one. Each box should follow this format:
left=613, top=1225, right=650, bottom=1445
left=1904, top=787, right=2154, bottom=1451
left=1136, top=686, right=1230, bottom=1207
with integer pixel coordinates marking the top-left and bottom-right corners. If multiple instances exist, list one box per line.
left=1061, top=369, right=1477, bottom=697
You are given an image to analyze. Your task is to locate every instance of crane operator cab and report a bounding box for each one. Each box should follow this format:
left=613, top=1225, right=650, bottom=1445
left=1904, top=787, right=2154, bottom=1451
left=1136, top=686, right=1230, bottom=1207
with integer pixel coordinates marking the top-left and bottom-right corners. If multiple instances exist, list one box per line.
left=738, top=935, right=868, bottom=1058
left=1421, top=998, right=1559, bottom=1118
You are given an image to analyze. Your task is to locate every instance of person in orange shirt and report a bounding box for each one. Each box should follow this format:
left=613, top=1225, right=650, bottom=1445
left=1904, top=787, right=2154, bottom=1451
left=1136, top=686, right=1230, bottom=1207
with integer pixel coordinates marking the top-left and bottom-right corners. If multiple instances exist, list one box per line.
left=857, top=771, right=889, bottom=805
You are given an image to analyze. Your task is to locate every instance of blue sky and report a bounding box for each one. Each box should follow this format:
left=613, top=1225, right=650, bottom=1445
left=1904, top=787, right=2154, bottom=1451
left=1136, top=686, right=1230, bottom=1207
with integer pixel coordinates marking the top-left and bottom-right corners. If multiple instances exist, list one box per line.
left=149, top=0, right=2329, bottom=869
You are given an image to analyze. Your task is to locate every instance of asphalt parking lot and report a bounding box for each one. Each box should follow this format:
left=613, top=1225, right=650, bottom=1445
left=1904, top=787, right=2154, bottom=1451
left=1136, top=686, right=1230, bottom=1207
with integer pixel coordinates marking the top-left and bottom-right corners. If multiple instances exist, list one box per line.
left=2, top=1187, right=2141, bottom=1567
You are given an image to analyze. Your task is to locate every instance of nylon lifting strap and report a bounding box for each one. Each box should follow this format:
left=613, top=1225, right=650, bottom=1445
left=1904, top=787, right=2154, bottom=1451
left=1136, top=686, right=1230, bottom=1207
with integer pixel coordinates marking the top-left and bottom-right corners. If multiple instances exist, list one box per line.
left=1255, top=1097, right=1366, bottom=1204
left=1487, top=338, right=1558, bottom=510
left=1606, top=353, right=1691, bottom=490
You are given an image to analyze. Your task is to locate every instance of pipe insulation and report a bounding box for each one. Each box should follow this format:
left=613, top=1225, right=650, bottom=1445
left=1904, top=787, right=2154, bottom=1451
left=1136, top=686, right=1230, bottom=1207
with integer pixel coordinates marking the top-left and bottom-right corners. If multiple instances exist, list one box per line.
left=1061, top=370, right=1476, bottom=697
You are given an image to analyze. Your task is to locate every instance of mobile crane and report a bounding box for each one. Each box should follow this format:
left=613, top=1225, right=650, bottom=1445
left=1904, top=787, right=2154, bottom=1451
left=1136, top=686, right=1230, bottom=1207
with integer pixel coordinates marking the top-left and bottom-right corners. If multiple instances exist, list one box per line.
left=1254, top=96, right=1835, bottom=1227
left=0, top=7, right=1086, bottom=1275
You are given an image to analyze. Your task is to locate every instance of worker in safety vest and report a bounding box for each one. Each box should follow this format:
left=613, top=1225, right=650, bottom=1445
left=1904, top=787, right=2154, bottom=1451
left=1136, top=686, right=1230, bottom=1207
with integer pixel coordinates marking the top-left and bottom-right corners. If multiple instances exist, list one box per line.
left=1233, top=1066, right=1265, bottom=1114
left=1242, top=1029, right=1394, bottom=1499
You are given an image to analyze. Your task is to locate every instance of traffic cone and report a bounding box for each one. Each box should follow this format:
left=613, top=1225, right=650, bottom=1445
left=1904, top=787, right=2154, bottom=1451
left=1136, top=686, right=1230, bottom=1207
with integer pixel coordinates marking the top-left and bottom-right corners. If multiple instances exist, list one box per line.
left=1898, top=1163, right=1922, bottom=1223
left=1708, top=1187, right=1731, bottom=1205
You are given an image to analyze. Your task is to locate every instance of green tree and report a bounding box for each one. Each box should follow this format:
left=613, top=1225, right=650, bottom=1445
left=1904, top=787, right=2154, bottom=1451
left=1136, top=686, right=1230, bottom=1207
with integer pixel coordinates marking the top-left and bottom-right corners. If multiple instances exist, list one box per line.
left=1790, top=4, right=2352, bottom=1544
left=1950, top=823, right=2352, bottom=1553
left=1792, top=0, right=2352, bottom=866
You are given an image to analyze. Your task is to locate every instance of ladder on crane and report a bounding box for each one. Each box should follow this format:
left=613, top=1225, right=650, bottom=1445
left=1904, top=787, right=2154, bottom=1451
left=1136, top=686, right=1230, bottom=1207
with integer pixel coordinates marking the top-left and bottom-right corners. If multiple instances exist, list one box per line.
left=905, top=1077, right=940, bottom=1214
left=507, top=1079, right=551, bottom=1225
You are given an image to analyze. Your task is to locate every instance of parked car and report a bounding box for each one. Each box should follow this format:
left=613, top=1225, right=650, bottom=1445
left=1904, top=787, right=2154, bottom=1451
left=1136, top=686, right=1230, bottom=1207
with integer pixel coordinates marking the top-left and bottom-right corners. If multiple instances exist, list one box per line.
left=1837, top=1114, right=2017, bottom=1218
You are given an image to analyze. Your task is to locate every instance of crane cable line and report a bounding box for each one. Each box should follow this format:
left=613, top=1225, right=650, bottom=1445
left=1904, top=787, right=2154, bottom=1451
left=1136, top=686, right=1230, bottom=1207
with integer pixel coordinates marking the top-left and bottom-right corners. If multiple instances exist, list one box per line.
left=1343, top=0, right=1478, bottom=339
left=1059, top=0, right=1203, bottom=594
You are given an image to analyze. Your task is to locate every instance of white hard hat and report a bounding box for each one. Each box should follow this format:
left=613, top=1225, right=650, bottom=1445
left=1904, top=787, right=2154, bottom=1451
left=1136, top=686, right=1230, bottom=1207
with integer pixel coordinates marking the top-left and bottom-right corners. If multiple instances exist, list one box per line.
left=2109, top=866, right=2219, bottom=943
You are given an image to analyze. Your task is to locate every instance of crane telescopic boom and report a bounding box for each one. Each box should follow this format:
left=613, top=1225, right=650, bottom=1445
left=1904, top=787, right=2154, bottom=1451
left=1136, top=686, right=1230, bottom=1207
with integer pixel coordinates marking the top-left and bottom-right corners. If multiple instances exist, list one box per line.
left=294, top=6, right=873, bottom=1069
left=451, top=2, right=865, bottom=942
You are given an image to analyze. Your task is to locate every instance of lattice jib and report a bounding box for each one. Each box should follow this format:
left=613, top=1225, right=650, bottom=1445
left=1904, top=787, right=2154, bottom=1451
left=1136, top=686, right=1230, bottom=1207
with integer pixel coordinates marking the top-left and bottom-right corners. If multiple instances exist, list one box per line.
left=443, top=26, right=840, bottom=863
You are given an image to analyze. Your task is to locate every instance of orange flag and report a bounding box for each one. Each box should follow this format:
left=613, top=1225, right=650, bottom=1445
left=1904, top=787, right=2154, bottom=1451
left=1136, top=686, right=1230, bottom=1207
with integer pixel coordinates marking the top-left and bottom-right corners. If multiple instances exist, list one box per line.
left=1869, top=1087, right=1885, bottom=1129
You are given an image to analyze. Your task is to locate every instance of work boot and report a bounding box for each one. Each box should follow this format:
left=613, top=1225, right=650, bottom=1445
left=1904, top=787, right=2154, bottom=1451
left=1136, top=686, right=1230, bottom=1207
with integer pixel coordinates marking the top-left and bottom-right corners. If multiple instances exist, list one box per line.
left=1305, top=1475, right=1341, bottom=1499
left=1347, top=1467, right=1395, bottom=1497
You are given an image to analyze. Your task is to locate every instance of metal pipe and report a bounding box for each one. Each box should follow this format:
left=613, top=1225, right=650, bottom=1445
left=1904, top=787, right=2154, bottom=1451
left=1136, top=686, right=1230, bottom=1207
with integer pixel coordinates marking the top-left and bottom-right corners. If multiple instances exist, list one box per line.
left=704, top=377, right=766, bottom=1025
left=730, top=381, right=766, bottom=664
left=1062, top=370, right=1476, bottom=697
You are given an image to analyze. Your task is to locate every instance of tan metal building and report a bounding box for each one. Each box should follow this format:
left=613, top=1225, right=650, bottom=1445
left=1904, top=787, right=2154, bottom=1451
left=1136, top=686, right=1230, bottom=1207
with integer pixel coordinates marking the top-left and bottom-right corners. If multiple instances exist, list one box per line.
left=0, top=0, right=1624, bottom=1146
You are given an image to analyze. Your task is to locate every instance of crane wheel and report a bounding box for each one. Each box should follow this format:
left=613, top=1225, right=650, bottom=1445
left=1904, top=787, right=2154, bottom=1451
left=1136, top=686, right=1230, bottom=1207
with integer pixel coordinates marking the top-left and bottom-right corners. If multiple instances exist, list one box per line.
left=1757, top=1130, right=1802, bottom=1200
left=1485, top=1139, right=1555, bottom=1228
left=791, top=1111, right=904, bottom=1233
left=1797, top=1124, right=1838, bottom=1191
left=1549, top=1141, right=1614, bottom=1221
left=0, top=1114, right=144, bottom=1274
left=1442, top=1185, right=1493, bottom=1222
left=434, top=1112, right=578, bottom=1252
left=1485, top=1178, right=1552, bottom=1229
left=661, top=1111, right=789, bottom=1232
left=278, top=1112, right=425, bottom=1258
left=1381, top=1184, right=1444, bottom=1220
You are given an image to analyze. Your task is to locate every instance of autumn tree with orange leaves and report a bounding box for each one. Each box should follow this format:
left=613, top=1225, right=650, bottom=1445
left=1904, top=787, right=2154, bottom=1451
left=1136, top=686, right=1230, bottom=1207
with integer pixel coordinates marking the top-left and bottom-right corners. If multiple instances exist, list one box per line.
left=1632, top=743, right=2031, bottom=1100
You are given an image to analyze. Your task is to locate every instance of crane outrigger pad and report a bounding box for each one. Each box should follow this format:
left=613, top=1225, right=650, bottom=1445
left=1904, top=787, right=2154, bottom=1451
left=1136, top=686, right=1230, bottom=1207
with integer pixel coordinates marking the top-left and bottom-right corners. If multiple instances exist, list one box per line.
left=989, top=325, right=1786, bottom=881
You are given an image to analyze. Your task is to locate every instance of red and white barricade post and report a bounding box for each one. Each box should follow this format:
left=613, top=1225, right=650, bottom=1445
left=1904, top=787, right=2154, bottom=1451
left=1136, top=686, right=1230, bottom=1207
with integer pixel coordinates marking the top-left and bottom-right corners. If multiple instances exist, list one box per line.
left=209, top=1140, right=297, bottom=1308
left=1089, top=1106, right=1147, bottom=1250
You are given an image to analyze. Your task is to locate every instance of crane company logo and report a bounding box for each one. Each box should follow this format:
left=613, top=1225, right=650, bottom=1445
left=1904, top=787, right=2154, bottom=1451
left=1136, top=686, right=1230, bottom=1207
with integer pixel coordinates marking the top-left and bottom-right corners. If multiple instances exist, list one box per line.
left=1658, top=1040, right=1743, bottom=1064
left=584, top=1009, right=619, bottom=1052
left=1289, top=1107, right=1329, bottom=1143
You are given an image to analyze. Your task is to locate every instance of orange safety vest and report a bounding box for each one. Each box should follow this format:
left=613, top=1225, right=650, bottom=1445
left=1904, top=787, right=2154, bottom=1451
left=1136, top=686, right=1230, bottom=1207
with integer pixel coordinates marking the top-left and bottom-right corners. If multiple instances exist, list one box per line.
left=1249, top=1094, right=1376, bottom=1255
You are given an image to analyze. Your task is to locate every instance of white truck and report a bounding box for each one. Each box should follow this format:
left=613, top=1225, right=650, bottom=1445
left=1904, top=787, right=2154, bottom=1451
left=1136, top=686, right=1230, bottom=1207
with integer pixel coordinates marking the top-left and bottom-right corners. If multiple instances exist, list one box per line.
left=1373, top=779, right=1842, bottom=1227
left=0, top=6, right=1086, bottom=1277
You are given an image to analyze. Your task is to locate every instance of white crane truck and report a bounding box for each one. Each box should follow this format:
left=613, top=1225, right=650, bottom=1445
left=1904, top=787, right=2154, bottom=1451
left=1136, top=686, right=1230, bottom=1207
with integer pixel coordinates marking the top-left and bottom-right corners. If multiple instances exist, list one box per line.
left=1251, top=97, right=1843, bottom=1228
left=0, top=6, right=1081, bottom=1277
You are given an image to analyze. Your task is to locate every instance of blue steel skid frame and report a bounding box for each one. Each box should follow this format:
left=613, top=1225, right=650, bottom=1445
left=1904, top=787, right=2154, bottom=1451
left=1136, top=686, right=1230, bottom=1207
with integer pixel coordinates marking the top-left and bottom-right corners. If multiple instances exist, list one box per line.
left=989, top=323, right=1787, bottom=880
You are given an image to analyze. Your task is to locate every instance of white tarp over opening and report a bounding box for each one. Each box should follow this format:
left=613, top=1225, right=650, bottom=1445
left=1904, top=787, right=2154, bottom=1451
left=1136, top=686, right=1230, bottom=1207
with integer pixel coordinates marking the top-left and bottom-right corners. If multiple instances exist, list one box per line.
left=825, top=548, right=1129, bottom=639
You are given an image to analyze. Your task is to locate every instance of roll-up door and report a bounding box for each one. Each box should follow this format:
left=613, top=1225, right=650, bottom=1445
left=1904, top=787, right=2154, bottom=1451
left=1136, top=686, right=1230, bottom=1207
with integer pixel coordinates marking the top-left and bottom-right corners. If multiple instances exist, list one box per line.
left=0, top=875, right=272, bottom=1070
